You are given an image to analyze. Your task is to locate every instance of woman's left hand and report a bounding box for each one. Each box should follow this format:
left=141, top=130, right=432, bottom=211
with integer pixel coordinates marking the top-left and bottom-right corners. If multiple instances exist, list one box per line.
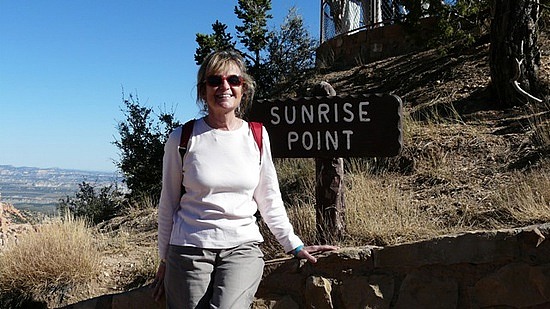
left=296, top=245, right=339, bottom=263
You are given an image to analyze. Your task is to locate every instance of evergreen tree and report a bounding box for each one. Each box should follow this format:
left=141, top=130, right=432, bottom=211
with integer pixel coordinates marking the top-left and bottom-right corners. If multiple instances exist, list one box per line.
left=234, top=0, right=273, bottom=69
left=194, top=3, right=316, bottom=98
left=264, top=7, right=317, bottom=96
left=194, top=20, right=236, bottom=65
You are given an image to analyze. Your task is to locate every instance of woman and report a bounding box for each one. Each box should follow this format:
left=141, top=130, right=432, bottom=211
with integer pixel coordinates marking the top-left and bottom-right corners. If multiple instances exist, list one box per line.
left=152, top=50, right=337, bottom=308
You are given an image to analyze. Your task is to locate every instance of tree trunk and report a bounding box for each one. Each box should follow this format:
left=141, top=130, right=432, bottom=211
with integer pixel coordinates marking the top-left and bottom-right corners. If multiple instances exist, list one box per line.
left=489, top=0, right=541, bottom=107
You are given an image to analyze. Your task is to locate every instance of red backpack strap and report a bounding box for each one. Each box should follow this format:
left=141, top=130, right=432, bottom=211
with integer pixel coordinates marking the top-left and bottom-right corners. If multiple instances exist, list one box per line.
left=178, top=119, right=195, bottom=197
left=249, top=121, right=263, bottom=163
left=179, top=120, right=195, bottom=148
left=179, top=119, right=196, bottom=160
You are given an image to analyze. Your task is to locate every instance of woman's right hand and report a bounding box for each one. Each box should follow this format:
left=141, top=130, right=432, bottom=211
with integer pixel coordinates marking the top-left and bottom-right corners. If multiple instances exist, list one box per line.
left=151, top=261, right=166, bottom=302
left=296, top=245, right=339, bottom=263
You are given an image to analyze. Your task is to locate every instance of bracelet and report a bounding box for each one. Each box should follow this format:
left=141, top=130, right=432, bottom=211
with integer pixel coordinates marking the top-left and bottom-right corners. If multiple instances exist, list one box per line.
left=292, top=245, right=304, bottom=257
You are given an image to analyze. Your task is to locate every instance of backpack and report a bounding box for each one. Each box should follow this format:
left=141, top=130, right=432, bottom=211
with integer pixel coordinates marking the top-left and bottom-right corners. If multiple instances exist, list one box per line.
left=178, top=119, right=263, bottom=164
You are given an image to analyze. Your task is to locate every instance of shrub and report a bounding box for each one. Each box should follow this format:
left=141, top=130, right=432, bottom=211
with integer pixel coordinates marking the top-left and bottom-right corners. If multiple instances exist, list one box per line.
left=113, top=93, right=180, bottom=201
left=0, top=214, right=101, bottom=308
left=58, top=181, right=126, bottom=224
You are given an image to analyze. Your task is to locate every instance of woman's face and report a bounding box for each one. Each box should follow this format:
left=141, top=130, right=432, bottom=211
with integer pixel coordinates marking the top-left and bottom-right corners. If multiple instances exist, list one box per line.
left=204, top=63, right=244, bottom=116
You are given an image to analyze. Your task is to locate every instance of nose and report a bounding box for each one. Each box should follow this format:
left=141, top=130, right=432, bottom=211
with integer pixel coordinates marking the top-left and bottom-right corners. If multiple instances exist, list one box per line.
left=220, top=78, right=231, bottom=89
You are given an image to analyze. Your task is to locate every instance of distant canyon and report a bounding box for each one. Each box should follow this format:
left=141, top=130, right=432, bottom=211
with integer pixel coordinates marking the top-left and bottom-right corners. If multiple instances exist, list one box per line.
left=0, top=165, right=122, bottom=213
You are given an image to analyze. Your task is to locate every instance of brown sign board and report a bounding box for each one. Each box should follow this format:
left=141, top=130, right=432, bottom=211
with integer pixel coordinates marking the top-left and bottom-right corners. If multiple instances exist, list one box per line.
left=248, top=94, right=403, bottom=158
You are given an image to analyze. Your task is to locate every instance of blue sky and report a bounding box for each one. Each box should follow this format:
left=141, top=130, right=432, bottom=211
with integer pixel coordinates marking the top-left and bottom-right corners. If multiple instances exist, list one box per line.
left=0, top=0, right=320, bottom=172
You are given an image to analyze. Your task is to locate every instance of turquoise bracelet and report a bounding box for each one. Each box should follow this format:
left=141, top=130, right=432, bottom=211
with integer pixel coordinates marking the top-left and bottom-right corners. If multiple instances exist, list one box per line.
left=292, top=245, right=304, bottom=257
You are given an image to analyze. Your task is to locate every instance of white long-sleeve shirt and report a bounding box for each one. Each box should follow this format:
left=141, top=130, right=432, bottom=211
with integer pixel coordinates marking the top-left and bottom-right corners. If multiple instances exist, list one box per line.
left=158, top=118, right=303, bottom=260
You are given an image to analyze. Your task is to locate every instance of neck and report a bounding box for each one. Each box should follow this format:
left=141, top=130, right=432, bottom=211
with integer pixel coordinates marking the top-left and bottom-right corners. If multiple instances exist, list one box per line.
left=205, top=113, right=241, bottom=131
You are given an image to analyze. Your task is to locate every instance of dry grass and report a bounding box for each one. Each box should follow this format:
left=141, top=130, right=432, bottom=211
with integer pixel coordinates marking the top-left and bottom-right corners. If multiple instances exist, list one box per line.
left=490, top=102, right=550, bottom=226
left=529, top=102, right=550, bottom=150
left=274, top=157, right=445, bottom=249
left=343, top=171, right=445, bottom=246
left=274, top=149, right=550, bottom=256
left=94, top=206, right=159, bottom=292
left=0, top=213, right=101, bottom=307
left=274, top=158, right=316, bottom=207
left=492, top=167, right=550, bottom=224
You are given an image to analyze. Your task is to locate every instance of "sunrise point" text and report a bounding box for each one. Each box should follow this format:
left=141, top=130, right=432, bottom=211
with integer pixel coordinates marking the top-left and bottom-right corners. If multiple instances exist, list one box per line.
left=249, top=94, right=402, bottom=158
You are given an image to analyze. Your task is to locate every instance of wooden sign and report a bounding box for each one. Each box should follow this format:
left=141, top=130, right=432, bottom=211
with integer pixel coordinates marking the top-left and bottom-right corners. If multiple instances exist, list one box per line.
left=248, top=94, right=403, bottom=158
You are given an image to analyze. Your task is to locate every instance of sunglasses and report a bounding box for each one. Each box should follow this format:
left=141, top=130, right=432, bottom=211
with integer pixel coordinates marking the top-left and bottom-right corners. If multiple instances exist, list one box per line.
left=205, top=75, right=243, bottom=87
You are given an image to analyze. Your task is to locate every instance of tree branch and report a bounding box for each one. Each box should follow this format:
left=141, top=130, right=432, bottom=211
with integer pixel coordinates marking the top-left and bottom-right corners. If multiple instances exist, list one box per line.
left=512, top=58, right=543, bottom=103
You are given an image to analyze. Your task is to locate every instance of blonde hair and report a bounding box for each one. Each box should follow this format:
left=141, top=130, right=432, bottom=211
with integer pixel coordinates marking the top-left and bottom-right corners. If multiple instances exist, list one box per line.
left=196, top=50, right=255, bottom=117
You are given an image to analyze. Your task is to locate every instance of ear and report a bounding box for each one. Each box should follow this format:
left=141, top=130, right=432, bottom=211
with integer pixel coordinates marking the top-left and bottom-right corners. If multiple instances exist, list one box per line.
left=199, top=85, right=206, bottom=102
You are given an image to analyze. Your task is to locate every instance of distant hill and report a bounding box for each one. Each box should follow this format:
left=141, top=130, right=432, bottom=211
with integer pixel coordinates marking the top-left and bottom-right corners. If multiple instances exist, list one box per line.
left=0, top=165, right=123, bottom=213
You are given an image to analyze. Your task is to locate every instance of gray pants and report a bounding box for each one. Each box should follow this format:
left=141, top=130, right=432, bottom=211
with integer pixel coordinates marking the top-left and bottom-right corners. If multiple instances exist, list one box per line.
left=165, top=242, right=264, bottom=309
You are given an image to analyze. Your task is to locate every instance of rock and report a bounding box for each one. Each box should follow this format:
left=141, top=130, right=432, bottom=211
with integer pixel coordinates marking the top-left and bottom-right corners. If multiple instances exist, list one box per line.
left=61, top=286, right=163, bottom=309
left=253, top=295, right=299, bottom=309
left=305, top=276, right=333, bottom=308
left=339, top=274, right=394, bottom=309
left=394, top=270, right=458, bottom=309
left=474, top=262, right=550, bottom=308
left=374, top=229, right=521, bottom=268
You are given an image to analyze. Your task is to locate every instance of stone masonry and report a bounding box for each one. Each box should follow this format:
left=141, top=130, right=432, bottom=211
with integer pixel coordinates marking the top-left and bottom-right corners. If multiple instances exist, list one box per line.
left=64, top=223, right=550, bottom=308
left=316, top=18, right=437, bottom=70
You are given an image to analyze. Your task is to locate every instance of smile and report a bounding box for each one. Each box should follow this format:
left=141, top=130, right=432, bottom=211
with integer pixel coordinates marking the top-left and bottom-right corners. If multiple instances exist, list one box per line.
left=216, top=94, right=233, bottom=98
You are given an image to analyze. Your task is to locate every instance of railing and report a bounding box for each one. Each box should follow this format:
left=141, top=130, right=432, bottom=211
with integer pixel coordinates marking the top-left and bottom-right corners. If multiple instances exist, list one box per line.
left=320, top=0, right=458, bottom=43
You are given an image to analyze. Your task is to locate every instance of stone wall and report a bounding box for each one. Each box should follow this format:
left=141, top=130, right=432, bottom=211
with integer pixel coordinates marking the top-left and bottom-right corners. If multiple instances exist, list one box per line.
left=64, top=223, right=550, bottom=308
left=316, top=18, right=437, bottom=70
left=255, top=223, right=550, bottom=308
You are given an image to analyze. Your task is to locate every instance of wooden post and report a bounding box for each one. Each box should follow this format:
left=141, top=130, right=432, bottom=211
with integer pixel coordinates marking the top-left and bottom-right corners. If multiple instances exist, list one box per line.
left=312, top=82, right=346, bottom=244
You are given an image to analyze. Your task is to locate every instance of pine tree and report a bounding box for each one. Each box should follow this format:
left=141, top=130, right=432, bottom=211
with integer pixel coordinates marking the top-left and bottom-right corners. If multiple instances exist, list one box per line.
left=264, top=7, right=317, bottom=95
left=234, top=0, right=273, bottom=69
left=194, top=20, right=236, bottom=65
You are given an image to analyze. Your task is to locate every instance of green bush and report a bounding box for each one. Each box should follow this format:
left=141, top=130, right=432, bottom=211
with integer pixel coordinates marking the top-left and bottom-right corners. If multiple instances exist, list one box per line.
left=114, top=94, right=180, bottom=201
left=58, top=181, right=126, bottom=224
